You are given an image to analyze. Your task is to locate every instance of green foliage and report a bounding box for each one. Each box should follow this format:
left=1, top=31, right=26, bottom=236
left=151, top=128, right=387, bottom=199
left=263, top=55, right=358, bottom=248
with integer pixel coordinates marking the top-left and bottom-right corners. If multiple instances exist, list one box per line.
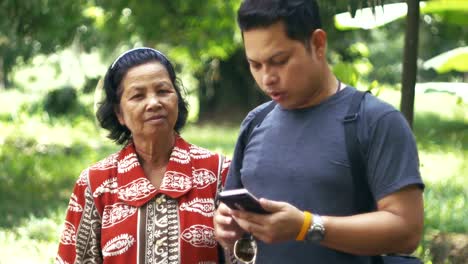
left=82, top=0, right=241, bottom=70
left=0, top=134, right=103, bottom=228
left=422, top=0, right=468, bottom=26
left=82, top=76, right=100, bottom=94
left=0, top=208, right=64, bottom=263
left=333, top=62, right=360, bottom=87
left=0, top=1, right=466, bottom=261
left=366, top=25, right=405, bottom=84
left=0, top=0, right=91, bottom=87
left=16, top=215, right=62, bottom=242
left=414, top=112, right=467, bottom=153
left=424, top=181, right=468, bottom=233
left=44, top=86, right=79, bottom=116
left=10, top=87, right=96, bottom=129
left=331, top=42, right=374, bottom=87
left=196, top=48, right=269, bottom=122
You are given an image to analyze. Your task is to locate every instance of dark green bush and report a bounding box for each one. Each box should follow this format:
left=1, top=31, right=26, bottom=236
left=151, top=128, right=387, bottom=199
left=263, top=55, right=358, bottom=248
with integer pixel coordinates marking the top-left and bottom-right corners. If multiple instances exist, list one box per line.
left=43, top=86, right=78, bottom=116
left=82, top=76, right=100, bottom=94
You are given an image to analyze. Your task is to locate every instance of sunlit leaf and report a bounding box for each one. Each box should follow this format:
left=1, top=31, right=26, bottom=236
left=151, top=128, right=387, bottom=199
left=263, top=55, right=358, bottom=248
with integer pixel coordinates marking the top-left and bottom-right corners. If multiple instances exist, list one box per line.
left=423, top=47, right=468, bottom=73
left=335, top=1, right=468, bottom=30
left=335, top=2, right=411, bottom=30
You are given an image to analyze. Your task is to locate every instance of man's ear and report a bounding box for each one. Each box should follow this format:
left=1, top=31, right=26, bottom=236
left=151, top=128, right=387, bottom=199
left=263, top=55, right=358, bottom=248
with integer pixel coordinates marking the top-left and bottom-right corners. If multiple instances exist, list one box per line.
left=309, top=29, right=327, bottom=59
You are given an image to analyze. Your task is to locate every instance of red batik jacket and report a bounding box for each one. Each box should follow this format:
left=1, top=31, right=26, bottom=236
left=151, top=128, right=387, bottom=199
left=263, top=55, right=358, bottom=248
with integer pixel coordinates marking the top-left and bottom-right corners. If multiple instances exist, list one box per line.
left=56, top=135, right=230, bottom=264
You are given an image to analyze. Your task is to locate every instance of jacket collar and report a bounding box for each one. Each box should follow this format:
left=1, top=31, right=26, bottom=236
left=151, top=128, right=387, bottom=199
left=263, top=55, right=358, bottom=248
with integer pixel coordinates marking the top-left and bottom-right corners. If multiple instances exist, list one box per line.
left=115, top=135, right=215, bottom=207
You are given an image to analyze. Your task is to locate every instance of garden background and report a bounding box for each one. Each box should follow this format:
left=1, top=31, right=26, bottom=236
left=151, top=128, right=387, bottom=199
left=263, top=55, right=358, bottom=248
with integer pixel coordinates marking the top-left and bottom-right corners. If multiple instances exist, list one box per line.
left=0, top=0, right=466, bottom=263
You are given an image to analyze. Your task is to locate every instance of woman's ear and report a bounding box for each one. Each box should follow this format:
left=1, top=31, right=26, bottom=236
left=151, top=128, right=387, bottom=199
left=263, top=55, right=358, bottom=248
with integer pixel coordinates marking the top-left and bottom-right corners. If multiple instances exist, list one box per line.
left=114, top=105, right=125, bottom=126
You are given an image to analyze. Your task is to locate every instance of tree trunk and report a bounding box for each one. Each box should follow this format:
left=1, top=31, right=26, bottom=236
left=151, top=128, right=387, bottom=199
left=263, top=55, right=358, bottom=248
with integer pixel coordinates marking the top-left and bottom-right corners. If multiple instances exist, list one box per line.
left=400, top=0, right=420, bottom=129
left=197, top=48, right=268, bottom=123
left=0, top=58, right=5, bottom=90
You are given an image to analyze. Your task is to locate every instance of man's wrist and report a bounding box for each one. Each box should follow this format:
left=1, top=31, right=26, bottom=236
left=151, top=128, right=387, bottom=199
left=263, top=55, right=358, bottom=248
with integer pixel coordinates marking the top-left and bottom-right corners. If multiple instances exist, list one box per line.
left=305, top=213, right=326, bottom=243
left=296, top=211, right=312, bottom=241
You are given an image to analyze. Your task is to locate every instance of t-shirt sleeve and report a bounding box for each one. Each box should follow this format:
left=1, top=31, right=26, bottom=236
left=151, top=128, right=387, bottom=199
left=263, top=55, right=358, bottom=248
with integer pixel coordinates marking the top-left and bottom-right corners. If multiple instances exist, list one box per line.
left=366, top=110, right=424, bottom=201
left=224, top=104, right=269, bottom=190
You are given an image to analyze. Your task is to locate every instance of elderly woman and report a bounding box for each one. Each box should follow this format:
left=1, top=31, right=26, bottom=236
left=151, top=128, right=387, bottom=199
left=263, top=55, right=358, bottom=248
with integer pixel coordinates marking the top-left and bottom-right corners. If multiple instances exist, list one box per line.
left=56, top=47, right=230, bottom=263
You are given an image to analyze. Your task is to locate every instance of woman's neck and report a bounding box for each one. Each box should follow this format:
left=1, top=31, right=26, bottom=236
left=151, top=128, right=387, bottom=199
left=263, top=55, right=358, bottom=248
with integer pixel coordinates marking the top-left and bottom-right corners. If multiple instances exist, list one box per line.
left=133, top=132, right=176, bottom=168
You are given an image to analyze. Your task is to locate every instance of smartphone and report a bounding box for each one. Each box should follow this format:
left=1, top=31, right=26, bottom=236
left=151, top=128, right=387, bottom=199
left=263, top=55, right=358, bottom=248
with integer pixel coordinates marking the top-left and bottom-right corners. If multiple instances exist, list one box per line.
left=218, top=188, right=269, bottom=214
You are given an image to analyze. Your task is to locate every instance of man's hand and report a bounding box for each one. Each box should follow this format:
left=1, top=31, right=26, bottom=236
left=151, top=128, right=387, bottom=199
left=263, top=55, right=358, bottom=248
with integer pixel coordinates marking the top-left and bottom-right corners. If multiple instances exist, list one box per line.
left=231, top=198, right=304, bottom=244
left=213, top=203, right=245, bottom=249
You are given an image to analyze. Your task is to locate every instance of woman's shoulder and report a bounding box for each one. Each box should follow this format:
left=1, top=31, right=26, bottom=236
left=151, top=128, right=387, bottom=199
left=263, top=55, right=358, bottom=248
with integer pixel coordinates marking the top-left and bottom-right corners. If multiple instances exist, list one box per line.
left=186, top=141, right=221, bottom=160
left=178, top=138, right=224, bottom=163
left=88, top=151, right=120, bottom=172
left=83, top=150, right=121, bottom=187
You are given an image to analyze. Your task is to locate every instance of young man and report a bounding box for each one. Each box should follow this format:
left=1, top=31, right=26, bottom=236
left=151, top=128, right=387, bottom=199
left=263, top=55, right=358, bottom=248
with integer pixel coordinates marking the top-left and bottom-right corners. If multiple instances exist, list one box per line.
left=214, top=0, right=424, bottom=263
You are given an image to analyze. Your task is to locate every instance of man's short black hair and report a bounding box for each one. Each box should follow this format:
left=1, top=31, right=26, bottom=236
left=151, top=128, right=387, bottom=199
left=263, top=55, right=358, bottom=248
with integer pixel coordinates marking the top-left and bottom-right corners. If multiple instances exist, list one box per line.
left=237, top=0, right=322, bottom=46
left=96, top=48, right=188, bottom=145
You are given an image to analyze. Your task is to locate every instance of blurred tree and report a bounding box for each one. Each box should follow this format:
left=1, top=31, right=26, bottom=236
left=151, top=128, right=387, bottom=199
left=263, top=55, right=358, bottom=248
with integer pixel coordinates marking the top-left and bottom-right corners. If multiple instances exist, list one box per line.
left=0, top=0, right=385, bottom=118
left=400, top=0, right=420, bottom=129
left=386, top=0, right=468, bottom=128
left=334, top=0, right=468, bottom=128
left=192, top=0, right=386, bottom=121
left=418, top=4, right=468, bottom=83
left=84, top=0, right=240, bottom=69
left=86, top=0, right=382, bottom=64
left=0, top=0, right=91, bottom=89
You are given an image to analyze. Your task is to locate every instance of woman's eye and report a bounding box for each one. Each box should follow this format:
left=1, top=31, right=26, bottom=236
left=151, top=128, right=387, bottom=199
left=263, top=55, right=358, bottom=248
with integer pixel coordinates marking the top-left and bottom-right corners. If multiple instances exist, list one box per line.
left=158, top=89, right=171, bottom=95
left=130, top=94, right=143, bottom=99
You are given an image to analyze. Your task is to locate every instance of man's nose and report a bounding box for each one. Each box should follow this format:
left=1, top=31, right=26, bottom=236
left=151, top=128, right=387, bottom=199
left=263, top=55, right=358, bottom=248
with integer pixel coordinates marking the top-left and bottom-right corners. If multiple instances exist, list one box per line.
left=262, top=70, right=279, bottom=87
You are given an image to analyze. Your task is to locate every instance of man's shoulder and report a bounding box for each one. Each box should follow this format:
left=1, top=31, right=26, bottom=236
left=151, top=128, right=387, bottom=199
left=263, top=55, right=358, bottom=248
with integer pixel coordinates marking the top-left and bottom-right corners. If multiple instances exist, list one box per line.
left=247, top=100, right=275, bottom=118
left=360, top=90, right=401, bottom=126
left=363, top=91, right=396, bottom=112
left=240, top=101, right=276, bottom=130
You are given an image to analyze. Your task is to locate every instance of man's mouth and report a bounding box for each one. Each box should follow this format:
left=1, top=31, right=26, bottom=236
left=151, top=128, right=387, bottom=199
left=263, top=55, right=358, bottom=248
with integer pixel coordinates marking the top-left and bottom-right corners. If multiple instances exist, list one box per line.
left=270, top=91, right=285, bottom=101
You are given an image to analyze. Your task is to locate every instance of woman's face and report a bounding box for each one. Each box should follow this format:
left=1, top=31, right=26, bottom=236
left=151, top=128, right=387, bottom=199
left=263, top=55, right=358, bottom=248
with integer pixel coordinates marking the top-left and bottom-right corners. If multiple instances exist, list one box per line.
left=115, top=62, right=179, bottom=140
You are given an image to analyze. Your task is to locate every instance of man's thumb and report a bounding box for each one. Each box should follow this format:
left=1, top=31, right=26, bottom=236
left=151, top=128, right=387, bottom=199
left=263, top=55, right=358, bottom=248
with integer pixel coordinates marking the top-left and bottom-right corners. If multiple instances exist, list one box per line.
left=259, top=198, right=284, bottom=212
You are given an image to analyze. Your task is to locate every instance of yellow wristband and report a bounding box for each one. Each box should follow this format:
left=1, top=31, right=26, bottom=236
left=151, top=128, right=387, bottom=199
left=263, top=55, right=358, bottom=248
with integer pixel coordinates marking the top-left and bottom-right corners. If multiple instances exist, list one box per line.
left=296, top=211, right=312, bottom=241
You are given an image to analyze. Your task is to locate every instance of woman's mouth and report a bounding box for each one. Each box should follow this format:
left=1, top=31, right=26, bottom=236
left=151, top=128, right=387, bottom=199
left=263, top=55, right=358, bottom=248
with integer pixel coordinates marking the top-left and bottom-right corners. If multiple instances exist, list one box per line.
left=145, top=115, right=165, bottom=123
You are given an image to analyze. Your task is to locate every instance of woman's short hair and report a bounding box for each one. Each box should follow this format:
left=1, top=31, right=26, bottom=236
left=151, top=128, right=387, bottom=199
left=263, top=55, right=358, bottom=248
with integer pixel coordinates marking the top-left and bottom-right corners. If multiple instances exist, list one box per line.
left=96, top=47, right=188, bottom=145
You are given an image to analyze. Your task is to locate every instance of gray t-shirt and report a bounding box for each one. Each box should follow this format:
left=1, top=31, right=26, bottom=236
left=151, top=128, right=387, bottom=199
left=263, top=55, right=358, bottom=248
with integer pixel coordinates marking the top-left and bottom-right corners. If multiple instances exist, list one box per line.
left=225, top=87, right=424, bottom=263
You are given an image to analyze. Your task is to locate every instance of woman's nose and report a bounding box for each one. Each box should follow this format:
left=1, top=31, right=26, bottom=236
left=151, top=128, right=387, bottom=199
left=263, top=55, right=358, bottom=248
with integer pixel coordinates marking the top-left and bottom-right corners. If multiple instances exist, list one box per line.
left=146, top=95, right=161, bottom=109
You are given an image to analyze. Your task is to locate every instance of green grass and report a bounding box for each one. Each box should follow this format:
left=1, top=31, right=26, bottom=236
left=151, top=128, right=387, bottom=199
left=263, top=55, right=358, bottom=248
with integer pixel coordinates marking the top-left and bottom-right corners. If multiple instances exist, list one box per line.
left=0, top=209, right=65, bottom=264
left=0, top=87, right=466, bottom=263
left=182, top=124, right=240, bottom=157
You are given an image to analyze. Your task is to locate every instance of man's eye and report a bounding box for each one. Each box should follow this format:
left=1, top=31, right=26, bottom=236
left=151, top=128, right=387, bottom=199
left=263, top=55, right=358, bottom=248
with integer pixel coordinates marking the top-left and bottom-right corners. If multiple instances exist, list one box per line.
left=272, top=58, right=288, bottom=65
left=250, top=63, right=261, bottom=70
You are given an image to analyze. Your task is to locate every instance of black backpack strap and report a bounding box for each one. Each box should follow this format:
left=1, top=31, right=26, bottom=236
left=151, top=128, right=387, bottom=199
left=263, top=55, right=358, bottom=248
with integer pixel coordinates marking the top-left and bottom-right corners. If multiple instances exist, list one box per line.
left=343, top=90, right=384, bottom=264
left=237, top=100, right=276, bottom=168
left=217, top=101, right=276, bottom=263
left=343, top=90, right=374, bottom=213
left=228, top=101, right=276, bottom=190
left=242, top=101, right=276, bottom=147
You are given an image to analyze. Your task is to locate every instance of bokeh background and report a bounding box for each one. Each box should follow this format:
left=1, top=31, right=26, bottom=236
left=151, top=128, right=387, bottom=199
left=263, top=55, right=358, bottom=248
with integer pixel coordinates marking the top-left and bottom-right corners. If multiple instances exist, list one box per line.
left=0, top=0, right=466, bottom=263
